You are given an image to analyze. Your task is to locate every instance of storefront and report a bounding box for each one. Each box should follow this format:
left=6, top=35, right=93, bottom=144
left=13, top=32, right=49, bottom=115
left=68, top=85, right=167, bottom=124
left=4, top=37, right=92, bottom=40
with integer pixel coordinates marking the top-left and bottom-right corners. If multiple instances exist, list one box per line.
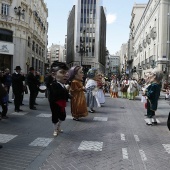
left=0, top=42, right=14, bottom=72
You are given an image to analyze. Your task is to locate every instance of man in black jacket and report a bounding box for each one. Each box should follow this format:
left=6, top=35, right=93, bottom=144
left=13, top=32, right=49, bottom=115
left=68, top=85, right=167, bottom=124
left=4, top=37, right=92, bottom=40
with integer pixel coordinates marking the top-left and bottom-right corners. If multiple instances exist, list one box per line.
left=27, top=67, right=39, bottom=110
left=12, top=66, right=25, bottom=112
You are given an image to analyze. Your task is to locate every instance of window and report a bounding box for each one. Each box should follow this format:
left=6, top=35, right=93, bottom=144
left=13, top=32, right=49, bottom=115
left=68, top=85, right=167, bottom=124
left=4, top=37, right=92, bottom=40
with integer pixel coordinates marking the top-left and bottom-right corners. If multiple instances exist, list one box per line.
left=32, top=41, right=35, bottom=51
left=28, top=37, right=30, bottom=47
left=39, top=47, right=41, bottom=56
left=36, top=44, right=38, bottom=53
left=0, top=29, right=13, bottom=42
left=1, top=3, right=9, bottom=16
left=42, top=49, right=44, bottom=57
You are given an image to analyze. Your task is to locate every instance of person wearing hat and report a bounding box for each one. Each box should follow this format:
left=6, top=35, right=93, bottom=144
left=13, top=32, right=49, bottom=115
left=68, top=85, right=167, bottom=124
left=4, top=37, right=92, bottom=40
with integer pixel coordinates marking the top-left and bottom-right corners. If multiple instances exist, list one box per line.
left=12, top=66, right=25, bottom=112
left=27, top=67, right=39, bottom=110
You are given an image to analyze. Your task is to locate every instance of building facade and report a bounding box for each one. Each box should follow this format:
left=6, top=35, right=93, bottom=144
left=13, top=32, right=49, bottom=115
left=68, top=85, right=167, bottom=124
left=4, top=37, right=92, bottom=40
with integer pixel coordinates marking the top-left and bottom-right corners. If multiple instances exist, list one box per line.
left=66, top=0, right=106, bottom=74
left=0, top=0, right=48, bottom=74
left=47, top=44, right=65, bottom=69
left=110, top=55, right=120, bottom=76
left=129, top=0, right=170, bottom=79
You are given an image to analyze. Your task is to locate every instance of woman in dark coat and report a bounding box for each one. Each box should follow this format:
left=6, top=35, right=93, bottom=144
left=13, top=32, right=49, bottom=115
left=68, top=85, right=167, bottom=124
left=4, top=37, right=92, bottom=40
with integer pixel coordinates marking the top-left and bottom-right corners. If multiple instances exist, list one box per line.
left=146, top=69, right=163, bottom=125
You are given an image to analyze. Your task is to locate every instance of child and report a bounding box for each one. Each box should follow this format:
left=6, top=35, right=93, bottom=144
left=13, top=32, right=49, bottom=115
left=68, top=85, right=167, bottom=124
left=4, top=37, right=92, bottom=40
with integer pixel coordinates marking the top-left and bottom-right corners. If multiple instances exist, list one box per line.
left=48, top=61, right=69, bottom=136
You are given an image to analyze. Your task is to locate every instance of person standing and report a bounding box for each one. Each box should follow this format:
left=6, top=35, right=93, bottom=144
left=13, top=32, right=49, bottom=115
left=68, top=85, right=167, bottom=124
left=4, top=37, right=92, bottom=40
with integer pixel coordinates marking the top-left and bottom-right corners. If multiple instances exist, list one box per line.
left=85, top=68, right=99, bottom=113
left=110, top=76, right=119, bottom=98
left=3, top=68, right=12, bottom=103
left=68, top=66, right=88, bottom=121
left=48, top=61, right=69, bottom=137
left=146, top=69, right=163, bottom=125
left=27, top=67, right=39, bottom=110
left=12, top=66, right=25, bottom=112
left=0, top=82, right=8, bottom=119
left=96, top=73, right=105, bottom=104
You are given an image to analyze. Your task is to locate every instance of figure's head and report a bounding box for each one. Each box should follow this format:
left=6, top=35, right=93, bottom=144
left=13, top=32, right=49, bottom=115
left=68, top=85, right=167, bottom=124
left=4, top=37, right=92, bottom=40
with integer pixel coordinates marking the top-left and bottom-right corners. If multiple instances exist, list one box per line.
left=68, top=66, right=83, bottom=82
left=14, top=66, right=22, bottom=73
left=29, top=67, right=35, bottom=73
left=149, top=69, right=163, bottom=83
left=87, top=68, right=98, bottom=80
left=5, top=68, right=10, bottom=74
left=51, top=61, right=69, bottom=84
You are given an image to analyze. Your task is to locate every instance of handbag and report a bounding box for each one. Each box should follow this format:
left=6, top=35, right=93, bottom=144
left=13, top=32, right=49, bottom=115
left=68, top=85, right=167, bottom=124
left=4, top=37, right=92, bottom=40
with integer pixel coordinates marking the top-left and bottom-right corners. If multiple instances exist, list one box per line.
left=167, top=112, right=170, bottom=131
left=24, top=86, right=28, bottom=94
left=121, top=85, right=128, bottom=92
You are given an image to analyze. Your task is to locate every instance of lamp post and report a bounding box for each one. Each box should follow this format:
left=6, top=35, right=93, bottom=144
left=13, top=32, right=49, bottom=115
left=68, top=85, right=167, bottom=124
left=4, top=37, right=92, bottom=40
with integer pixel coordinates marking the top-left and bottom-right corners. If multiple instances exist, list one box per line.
left=76, top=30, right=88, bottom=66
left=14, top=6, right=25, bottom=20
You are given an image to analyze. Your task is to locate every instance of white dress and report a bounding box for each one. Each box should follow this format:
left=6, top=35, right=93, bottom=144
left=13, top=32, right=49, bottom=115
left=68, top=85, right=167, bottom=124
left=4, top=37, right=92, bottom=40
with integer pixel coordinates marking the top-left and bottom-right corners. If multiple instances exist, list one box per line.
left=96, top=89, right=105, bottom=104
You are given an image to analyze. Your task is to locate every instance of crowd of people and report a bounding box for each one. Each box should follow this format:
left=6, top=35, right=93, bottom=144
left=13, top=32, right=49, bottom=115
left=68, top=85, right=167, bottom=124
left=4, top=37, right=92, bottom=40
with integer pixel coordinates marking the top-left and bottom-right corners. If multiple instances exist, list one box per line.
left=0, top=62, right=164, bottom=148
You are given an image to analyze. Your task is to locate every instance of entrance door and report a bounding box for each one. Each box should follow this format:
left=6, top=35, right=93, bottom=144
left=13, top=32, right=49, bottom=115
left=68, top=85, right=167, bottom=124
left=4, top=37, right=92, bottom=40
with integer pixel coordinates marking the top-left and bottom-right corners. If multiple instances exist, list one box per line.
left=0, top=54, right=12, bottom=71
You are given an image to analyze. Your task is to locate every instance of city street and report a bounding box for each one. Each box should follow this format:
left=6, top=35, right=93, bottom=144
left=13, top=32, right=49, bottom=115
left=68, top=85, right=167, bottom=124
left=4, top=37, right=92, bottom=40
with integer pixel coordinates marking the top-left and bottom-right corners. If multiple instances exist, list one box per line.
left=0, top=91, right=170, bottom=170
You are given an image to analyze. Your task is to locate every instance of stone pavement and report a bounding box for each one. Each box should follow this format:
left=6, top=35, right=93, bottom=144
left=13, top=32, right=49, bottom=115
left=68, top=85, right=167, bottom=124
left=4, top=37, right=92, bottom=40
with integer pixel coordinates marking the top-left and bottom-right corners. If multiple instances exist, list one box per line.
left=0, top=91, right=170, bottom=170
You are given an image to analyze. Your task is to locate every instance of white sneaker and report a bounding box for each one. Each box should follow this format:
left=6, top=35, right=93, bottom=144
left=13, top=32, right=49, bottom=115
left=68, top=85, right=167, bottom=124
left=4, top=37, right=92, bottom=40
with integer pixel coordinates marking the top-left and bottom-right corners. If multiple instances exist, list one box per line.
left=57, top=129, right=63, bottom=133
left=53, top=131, right=58, bottom=137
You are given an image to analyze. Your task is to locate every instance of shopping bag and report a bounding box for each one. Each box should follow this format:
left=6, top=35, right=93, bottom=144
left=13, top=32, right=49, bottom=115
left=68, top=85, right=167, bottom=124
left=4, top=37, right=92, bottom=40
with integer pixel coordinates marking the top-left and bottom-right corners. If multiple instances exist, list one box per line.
left=167, top=112, right=170, bottom=131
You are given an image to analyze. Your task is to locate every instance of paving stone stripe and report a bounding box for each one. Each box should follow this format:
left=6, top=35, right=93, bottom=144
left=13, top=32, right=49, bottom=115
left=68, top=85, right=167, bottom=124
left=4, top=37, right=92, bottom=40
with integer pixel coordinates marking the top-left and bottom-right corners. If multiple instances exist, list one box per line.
left=29, top=137, right=53, bottom=147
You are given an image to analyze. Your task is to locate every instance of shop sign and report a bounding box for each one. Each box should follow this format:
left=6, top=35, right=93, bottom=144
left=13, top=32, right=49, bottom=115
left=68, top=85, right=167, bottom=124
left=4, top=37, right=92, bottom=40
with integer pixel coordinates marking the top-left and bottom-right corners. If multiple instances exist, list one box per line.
left=0, top=42, right=14, bottom=55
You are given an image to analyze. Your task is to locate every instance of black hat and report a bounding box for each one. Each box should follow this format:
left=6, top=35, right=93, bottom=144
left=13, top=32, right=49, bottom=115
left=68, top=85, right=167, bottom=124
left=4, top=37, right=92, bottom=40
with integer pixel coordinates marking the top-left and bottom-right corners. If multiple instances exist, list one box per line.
left=14, top=66, right=22, bottom=70
left=29, top=67, right=35, bottom=71
left=51, top=61, right=69, bottom=71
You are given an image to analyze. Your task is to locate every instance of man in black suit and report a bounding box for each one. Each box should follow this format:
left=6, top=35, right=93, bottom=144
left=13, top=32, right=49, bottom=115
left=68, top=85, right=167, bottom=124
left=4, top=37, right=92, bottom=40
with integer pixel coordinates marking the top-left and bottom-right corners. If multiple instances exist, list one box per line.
left=27, top=67, right=39, bottom=110
left=12, top=66, right=25, bottom=112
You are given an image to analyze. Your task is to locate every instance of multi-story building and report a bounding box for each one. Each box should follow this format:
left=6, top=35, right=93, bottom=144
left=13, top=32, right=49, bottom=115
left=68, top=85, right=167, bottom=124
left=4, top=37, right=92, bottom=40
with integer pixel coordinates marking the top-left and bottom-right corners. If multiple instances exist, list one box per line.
left=0, top=0, right=48, bottom=74
left=110, top=55, right=120, bottom=76
left=48, top=44, right=65, bottom=67
left=66, top=0, right=106, bottom=74
left=128, top=3, right=146, bottom=78
left=129, top=0, right=170, bottom=79
left=119, top=43, right=128, bottom=75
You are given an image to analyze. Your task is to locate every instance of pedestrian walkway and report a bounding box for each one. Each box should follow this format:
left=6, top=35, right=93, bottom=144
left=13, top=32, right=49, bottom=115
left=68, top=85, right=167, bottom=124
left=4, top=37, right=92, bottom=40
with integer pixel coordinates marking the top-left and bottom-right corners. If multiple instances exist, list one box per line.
left=0, top=92, right=170, bottom=170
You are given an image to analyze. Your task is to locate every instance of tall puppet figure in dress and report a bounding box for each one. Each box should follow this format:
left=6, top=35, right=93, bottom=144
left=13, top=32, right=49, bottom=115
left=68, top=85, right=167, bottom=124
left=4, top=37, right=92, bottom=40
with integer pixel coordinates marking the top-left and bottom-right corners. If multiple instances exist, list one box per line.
left=96, top=72, right=105, bottom=104
left=68, top=66, right=88, bottom=121
left=146, top=69, right=163, bottom=126
left=85, top=68, right=99, bottom=113
left=49, top=62, right=69, bottom=136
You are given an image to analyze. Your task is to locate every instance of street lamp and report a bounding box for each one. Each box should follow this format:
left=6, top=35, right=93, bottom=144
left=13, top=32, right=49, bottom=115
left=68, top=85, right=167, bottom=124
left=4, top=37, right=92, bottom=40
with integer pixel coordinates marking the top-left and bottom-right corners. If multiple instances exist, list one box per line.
left=76, top=30, right=88, bottom=66
left=14, top=6, right=25, bottom=20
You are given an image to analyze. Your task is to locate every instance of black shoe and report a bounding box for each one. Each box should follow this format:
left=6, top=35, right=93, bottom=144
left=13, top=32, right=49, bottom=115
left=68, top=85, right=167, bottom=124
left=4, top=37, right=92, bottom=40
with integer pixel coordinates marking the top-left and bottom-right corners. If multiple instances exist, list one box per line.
left=30, top=107, right=37, bottom=110
left=20, top=103, right=24, bottom=106
left=18, top=109, right=23, bottom=112
left=14, top=109, right=19, bottom=112
left=146, top=123, right=152, bottom=126
left=8, top=101, right=12, bottom=103
left=2, top=116, right=9, bottom=119
left=153, top=121, right=157, bottom=125
left=0, top=145, right=3, bottom=149
left=34, top=103, right=38, bottom=105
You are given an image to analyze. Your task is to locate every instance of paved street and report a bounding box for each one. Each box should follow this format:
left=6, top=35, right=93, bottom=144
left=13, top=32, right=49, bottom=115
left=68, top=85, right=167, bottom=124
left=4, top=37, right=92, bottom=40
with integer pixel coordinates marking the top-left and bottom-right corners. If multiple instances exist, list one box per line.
left=0, top=91, right=170, bottom=170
